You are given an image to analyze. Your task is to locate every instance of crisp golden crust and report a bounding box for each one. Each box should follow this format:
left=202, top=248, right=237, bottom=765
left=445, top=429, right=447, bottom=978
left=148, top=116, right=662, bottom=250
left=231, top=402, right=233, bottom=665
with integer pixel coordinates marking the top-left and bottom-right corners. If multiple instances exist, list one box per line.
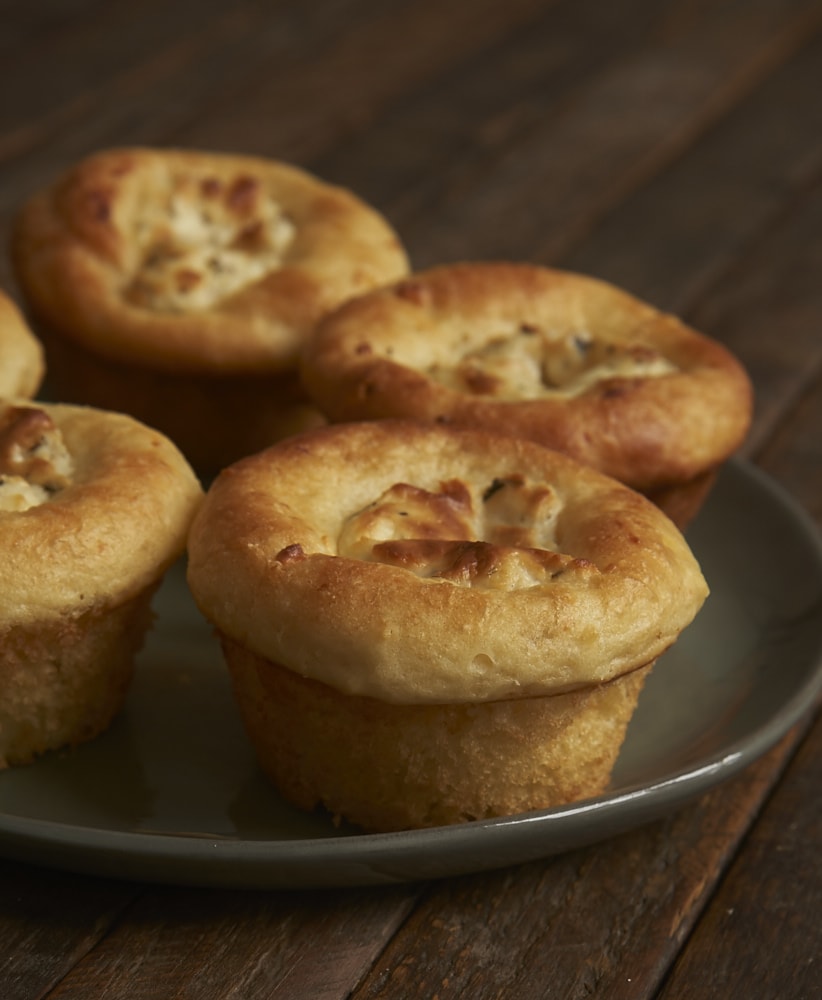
left=0, top=400, right=202, bottom=625
left=187, top=421, right=708, bottom=704
left=11, top=147, right=409, bottom=374
left=0, top=404, right=73, bottom=511
left=300, top=262, right=753, bottom=493
left=0, top=290, right=44, bottom=399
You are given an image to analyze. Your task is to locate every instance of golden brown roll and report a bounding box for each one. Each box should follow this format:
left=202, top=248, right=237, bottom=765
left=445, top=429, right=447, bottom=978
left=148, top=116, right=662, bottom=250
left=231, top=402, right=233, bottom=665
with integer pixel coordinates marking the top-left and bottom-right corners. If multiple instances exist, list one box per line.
left=0, top=289, right=44, bottom=400
left=0, top=400, right=202, bottom=767
left=11, top=146, right=409, bottom=470
left=300, top=262, right=753, bottom=527
left=187, top=421, right=708, bottom=831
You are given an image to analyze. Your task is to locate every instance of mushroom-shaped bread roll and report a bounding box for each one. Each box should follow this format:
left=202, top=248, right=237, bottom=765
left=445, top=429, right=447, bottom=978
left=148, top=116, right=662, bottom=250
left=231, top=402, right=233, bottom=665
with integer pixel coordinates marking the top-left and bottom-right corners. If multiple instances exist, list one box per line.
left=12, top=147, right=409, bottom=471
left=301, top=263, right=753, bottom=527
left=187, top=421, right=708, bottom=831
left=0, top=400, right=201, bottom=767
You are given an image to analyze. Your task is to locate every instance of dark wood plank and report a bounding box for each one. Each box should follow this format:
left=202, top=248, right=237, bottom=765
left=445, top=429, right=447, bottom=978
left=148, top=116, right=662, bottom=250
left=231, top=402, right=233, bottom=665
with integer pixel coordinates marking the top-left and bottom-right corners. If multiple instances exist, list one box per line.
left=564, top=25, right=822, bottom=316
left=757, top=371, right=822, bottom=524
left=348, top=728, right=813, bottom=1000
left=314, top=0, right=665, bottom=223
left=168, top=0, right=556, bottom=163
left=0, top=0, right=546, bottom=290
left=0, top=862, right=141, bottom=1000
left=0, top=0, right=111, bottom=56
left=43, top=885, right=420, bottom=1000
left=0, top=0, right=248, bottom=151
left=368, top=0, right=822, bottom=268
left=0, top=0, right=403, bottom=287
left=687, top=173, right=822, bottom=460
left=0, top=0, right=549, bottom=177
left=0, top=0, right=412, bottom=168
left=557, top=31, right=822, bottom=464
left=658, top=711, right=822, bottom=1000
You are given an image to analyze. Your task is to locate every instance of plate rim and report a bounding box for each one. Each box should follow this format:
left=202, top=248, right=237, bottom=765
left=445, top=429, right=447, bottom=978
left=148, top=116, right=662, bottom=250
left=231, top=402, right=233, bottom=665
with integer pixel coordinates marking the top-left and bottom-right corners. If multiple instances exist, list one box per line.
left=2, top=458, right=821, bottom=888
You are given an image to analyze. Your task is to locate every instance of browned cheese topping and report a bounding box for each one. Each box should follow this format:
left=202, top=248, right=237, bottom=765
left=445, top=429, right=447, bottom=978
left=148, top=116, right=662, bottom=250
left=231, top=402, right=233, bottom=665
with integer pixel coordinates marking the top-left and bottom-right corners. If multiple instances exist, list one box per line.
left=0, top=406, right=74, bottom=512
left=126, top=173, right=296, bottom=312
left=338, top=475, right=594, bottom=590
left=428, top=321, right=678, bottom=399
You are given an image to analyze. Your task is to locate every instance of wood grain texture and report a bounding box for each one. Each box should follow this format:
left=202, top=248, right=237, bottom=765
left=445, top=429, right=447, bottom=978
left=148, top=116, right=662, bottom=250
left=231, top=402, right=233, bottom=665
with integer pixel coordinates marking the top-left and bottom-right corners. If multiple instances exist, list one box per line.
left=690, top=174, right=822, bottom=461
left=0, top=0, right=820, bottom=997
left=0, top=862, right=140, bottom=1000
left=658, top=714, right=822, bottom=1000
left=42, top=886, right=420, bottom=1000
left=564, top=28, right=822, bottom=315
left=378, top=0, right=822, bottom=266
left=348, top=729, right=814, bottom=1000
left=170, top=0, right=555, bottom=163
left=0, top=0, right=247, bottom=155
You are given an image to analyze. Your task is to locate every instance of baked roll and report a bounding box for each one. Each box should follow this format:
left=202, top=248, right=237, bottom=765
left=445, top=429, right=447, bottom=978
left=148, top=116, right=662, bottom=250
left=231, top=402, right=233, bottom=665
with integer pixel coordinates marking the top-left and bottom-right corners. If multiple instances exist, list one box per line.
left=0, top=400, right=202, bottom=767
left=300, top=262, right=754, bottom=527
left=0, top=290, right=44, bottom=400
left=11, top=147, right=409, bottom=470
left=187, top=421, right=708, bottom=831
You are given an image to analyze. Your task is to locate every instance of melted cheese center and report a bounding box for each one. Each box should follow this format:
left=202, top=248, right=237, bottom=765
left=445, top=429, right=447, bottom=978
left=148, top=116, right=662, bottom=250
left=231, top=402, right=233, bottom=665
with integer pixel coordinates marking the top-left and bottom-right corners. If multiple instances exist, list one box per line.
left=0, top=407, right=74, bottom=512
left=429, top=324, right=677, bottom=399
left=337, top=475, right=593, bottom=590
left=126, top=173, right=296, bottom=312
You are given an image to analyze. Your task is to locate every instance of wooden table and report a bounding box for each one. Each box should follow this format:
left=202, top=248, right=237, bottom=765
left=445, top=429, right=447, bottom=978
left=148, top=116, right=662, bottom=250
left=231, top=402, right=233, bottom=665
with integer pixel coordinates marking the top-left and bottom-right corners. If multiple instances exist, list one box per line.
left=2, top=1, right=821, bottom=996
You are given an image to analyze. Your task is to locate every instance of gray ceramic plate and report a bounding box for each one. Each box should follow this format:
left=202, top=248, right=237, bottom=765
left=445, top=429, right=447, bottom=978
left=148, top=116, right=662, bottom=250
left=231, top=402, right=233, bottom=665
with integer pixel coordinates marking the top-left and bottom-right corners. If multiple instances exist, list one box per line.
left=1, top=460, right=821, bottom=889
